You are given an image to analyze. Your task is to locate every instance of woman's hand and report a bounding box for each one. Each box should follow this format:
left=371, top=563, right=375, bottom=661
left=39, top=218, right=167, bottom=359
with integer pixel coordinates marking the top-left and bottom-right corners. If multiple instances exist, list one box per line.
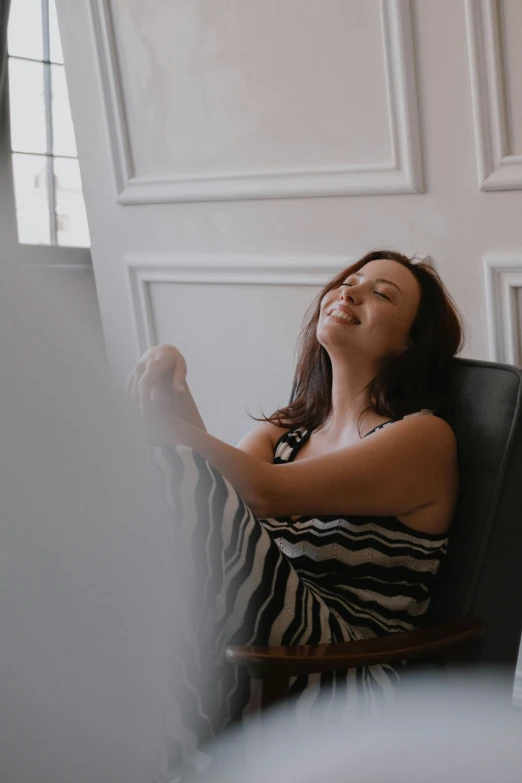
left=126, top=344, right=197, bottom=445
left=126, top=344, right=187, bottom=409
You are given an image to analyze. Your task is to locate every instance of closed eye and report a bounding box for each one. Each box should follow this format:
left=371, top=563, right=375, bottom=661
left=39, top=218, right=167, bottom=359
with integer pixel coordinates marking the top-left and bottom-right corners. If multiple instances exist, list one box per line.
left=341, top=283, right=390, bottom=301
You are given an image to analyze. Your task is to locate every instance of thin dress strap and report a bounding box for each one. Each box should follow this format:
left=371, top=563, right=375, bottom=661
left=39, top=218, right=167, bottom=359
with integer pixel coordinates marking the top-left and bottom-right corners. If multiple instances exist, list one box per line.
left=273, top=427, right=309, bottom=463
left=275, top=410, right=437, bottom=457
left=362, top=409, right=436, bottom=439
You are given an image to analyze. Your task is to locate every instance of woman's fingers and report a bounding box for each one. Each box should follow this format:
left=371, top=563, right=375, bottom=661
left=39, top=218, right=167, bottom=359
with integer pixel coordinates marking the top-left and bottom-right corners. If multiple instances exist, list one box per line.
left=138, top=366, right=160, bottom=406
left=126, top=345, right=187, bottom=413
left=172, top=355, right=187, bottom=394
left=149, top=383, right=171, bottom=407
left=138, top=365, right=177, bottom=406
left=139, top=356, right=187, bottom=400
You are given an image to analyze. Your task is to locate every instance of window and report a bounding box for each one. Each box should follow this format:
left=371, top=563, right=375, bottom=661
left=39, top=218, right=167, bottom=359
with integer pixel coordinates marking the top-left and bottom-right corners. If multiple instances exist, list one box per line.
left=7, top=0, right=90, bottom=248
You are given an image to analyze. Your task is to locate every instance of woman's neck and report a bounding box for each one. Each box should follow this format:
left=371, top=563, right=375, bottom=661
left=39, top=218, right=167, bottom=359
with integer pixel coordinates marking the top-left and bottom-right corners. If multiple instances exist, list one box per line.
left=322, top=358, right=381, bottom=439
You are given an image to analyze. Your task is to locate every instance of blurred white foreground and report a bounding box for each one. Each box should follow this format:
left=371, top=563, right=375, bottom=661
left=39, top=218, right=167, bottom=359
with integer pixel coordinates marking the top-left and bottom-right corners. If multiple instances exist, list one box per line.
left=0, top=259, right=180, bottom=783
left=204, top=670, right=522, bottom=783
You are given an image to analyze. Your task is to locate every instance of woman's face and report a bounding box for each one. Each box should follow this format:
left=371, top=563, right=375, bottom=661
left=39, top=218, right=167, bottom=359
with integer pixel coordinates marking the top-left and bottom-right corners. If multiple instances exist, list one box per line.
left=317, top=259, right=422, bottom=364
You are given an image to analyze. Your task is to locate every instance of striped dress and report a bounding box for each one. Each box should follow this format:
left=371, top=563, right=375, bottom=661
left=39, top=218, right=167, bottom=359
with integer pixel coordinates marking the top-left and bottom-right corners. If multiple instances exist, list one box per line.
left=148, top=409, right=449, bottom=780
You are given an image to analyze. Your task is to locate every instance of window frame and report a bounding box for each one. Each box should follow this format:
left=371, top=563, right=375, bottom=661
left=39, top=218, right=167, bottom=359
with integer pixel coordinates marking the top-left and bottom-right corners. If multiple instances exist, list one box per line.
left=5, top=0, right=91, bottom=266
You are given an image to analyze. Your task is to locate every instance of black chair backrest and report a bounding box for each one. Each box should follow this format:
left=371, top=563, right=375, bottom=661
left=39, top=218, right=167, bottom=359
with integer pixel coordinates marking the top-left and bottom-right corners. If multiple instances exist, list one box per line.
left=423, top=358, right=522, bottom=667
left=289, top=357, right=522, bottom=666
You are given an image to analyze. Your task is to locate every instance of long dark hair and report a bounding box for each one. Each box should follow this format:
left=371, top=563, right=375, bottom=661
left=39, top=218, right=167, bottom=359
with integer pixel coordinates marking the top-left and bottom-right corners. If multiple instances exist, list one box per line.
left=252, top=250, right=466, bottom=435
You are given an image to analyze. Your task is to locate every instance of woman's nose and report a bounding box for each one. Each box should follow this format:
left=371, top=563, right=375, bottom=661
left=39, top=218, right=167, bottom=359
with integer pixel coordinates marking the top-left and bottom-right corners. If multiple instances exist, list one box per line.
left=341, top=285, right=362, bottom=303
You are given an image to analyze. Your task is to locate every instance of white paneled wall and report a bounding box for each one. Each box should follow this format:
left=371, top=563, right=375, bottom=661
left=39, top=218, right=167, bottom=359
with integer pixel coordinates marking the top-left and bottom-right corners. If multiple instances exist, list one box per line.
left=484, top=253, right=522, bottom=364
left=56, top=0, right=522, bottom=438
left=466, top=0, right=522, bottom=190
left=125, top=254, right=346, bottom=441
left=93, top=0, right=424, bottom=201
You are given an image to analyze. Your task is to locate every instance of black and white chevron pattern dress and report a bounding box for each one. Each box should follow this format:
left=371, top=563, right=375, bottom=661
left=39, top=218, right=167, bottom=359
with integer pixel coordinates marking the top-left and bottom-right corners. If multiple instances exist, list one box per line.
left=147, top=410, right=449, bottom=780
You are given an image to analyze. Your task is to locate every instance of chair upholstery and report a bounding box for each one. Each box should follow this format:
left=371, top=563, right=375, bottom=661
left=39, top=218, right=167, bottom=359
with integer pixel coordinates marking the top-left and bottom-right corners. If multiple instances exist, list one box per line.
left=423, top=357, right=522, bottom=666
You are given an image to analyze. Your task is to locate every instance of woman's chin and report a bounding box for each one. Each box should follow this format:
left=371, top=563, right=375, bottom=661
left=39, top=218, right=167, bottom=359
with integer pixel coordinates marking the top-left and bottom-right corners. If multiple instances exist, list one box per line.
left=318, top=327, right=362, bottom=350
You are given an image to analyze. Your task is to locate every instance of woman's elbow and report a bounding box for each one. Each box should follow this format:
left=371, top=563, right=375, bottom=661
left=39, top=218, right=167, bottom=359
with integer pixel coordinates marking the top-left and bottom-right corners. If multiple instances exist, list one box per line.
left=247, top=471, right=274, bottom=520
left=235, top=463, right=275, bottom=520
left=246, top=488, right=271, bottom=520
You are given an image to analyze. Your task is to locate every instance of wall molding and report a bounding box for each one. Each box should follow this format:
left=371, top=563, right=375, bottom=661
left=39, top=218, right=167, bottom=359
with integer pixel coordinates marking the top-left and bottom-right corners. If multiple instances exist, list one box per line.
left=88, top=0, right=133, bottom=196
left=484, top=254, right=522, bottom=365
left=125, top=254, right=349, bottom=353
left=90, top=0, right=424, bottom=204
left=466, top=0, right=522, bottom=191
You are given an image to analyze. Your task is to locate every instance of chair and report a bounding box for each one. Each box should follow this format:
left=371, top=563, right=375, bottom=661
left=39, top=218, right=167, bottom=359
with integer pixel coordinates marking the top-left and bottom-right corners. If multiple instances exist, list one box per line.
left=226, top=357, right=522, bottom=712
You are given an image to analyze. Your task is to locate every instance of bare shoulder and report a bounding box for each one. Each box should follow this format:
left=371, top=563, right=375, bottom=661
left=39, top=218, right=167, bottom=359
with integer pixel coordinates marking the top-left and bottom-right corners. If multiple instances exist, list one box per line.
left=236, top=419, right=292, bottom=462
left=253, top=419, right=293, bottom=446
left=378, top=412, right=458, bottom=508
left=363, top=413, right=457, bottom=482
left=397, top=413, right=457, bottom=454
left=375, top=414, right=458, bottom=532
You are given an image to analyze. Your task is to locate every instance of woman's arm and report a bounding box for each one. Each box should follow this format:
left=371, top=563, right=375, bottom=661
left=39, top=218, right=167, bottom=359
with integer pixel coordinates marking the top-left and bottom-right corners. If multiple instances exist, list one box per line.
left=164, top=382, right=207, bottom=431
left=143, top=411, right=272, bottom=516
left=143, top=410, right=457, bottom=525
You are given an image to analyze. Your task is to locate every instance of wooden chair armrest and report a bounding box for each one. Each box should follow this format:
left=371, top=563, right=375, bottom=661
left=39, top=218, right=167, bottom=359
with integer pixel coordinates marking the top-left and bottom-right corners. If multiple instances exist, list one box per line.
left=226, top=616, right=485, bottom=679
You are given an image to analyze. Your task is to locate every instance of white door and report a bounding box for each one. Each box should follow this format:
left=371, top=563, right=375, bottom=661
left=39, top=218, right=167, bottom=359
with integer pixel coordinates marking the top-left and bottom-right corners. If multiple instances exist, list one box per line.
left=56, top=0, right=522, bottom=445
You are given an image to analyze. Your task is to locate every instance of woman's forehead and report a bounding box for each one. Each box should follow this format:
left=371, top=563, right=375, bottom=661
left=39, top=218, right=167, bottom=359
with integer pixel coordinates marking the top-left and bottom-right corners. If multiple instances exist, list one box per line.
left=350, top=260, right=419, bottom=294
left=351, top=258, right=410, bottom=281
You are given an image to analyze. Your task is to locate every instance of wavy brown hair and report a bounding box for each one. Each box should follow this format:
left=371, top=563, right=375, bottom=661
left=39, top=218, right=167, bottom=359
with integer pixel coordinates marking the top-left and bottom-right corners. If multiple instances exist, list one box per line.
left=252, top=250, right=466, bottom=435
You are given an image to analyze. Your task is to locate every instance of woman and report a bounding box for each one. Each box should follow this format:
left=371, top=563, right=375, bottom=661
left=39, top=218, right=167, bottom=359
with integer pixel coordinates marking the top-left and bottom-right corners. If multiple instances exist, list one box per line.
left=127, top=250, right=464, bottom=777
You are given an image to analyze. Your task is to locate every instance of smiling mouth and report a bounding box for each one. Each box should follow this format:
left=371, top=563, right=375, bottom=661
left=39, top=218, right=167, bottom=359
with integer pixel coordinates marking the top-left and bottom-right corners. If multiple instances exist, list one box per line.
left=326, top=309, right=360, bottom=325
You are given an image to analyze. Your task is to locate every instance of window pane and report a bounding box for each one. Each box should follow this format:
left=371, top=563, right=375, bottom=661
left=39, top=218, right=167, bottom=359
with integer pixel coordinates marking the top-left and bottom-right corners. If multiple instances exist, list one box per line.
left=49, top=0, right=64, bottom=64
left=54, top=158, right=90, bottom=247
left=7, top=0, right=44, bottom=61
left=51, top=64, right=77, bottom=156
left=12, top=153, right=51, bottom=245
left=9, top=58, right=47, bottom=154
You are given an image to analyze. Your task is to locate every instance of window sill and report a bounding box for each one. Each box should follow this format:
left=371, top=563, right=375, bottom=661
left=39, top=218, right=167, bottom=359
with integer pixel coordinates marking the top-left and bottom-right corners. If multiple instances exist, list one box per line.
left=12, top=244, right=92, bottom=268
